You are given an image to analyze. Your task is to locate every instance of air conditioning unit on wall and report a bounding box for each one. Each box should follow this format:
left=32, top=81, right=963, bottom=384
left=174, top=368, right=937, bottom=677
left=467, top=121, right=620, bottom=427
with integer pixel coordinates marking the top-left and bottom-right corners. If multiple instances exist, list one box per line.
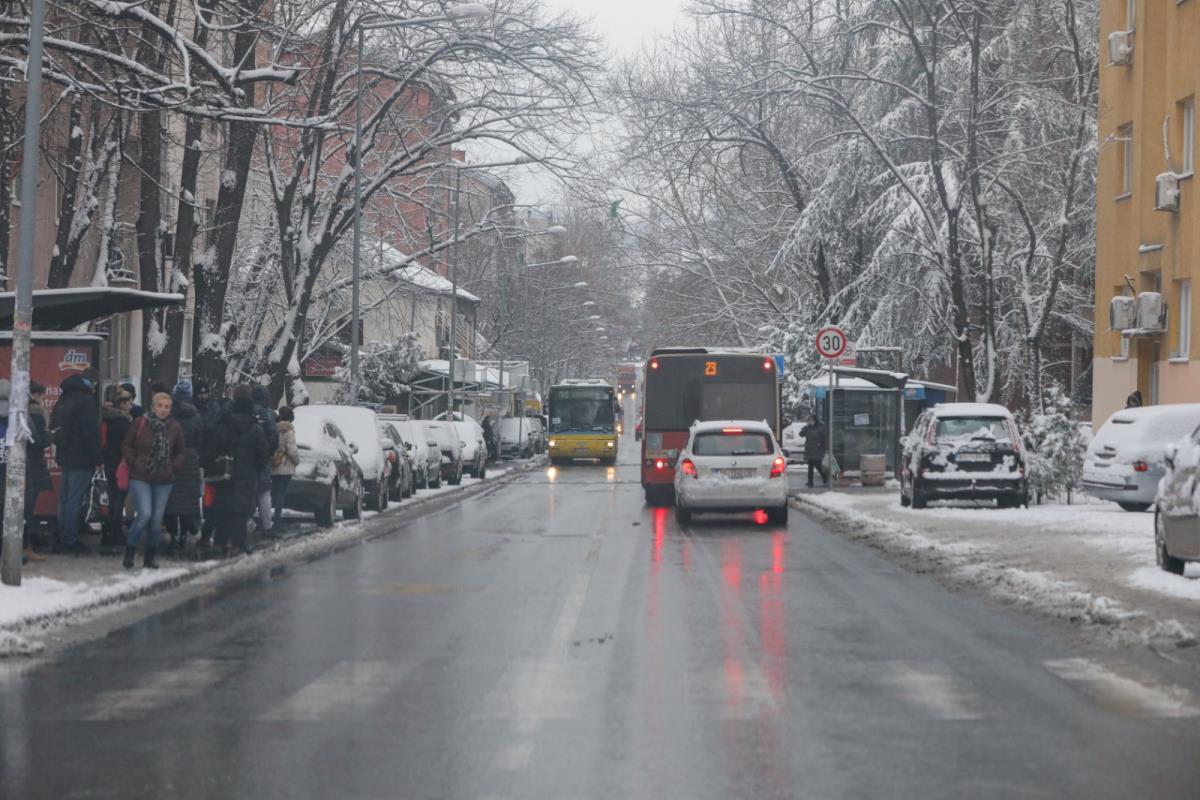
left=1108, top=30, right=1133, bottom=66
left=1110, top=295, right=1136, bottom=331
left=1154, top=173, right=1180, bottom=212
left=1136, top=291, right=1167, bottom=331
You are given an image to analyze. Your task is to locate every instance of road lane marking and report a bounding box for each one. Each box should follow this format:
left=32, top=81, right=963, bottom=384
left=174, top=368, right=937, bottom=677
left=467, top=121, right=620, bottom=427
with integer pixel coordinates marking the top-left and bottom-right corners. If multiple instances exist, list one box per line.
left=81, top=658, right=226, bottom=720
left=259, top=660, right=410, bottom=721
left=879, top=661, right=984, bottom=721
left=1043, top=658, right=1199, bottom=719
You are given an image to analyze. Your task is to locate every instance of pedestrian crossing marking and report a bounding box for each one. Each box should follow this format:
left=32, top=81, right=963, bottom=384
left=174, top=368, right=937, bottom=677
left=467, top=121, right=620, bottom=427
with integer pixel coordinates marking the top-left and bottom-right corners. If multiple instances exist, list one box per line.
left=878, top=661, right=984, bottom=721
left=1043, top=658, right=1199, bottom=719
left=259, top=660, right=411, bottom=721
left=81, top=658, right=226, bottom=720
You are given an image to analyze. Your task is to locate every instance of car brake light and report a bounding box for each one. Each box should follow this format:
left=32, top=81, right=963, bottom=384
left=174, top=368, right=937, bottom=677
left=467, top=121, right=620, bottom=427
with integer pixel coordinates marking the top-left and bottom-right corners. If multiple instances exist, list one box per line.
left=721, top=427, right=744, bottom=434
left=680, top=458, right=697, bottom=478
left=770, top=456, right=786, bottom=477
left=654, top=459, right=666, bottom=469
left=1133, top=460, right=1149, bottom=472
left=763, top=358, right=773, bottom=370
left=650, top=359, right=659, bottom=370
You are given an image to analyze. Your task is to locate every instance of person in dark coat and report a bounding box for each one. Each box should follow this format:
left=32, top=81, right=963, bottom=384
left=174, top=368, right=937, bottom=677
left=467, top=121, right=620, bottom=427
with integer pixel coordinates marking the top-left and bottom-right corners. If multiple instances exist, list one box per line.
left=208, top=391, right=268, bottom=557
left=51, top=370, right=102, bottom=552
left=121, top=382, right=144, bottom=419
left=120, top=392, right=186, bottom=569
left=100, top=387, right=134, bottom=549
left=800, top=414, right=829, bottom=488
left=23, top=382, right=53, bottom=562
left=164, top=380, right=205, bottom=554
left=249, top=384, right=279, bottom=536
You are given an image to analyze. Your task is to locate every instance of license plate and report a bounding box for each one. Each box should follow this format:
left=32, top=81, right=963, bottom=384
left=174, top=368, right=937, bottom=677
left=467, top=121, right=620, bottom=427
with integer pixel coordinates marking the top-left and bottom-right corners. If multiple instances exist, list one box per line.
left=956, top=453, right=991, bottom=463
left=718, top=468, right=757, bottom=479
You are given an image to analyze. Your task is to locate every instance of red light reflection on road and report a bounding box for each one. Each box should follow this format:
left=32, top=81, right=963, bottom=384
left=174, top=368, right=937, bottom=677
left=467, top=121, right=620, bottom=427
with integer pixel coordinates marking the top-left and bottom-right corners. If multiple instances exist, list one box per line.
left=721, top=539, right=742, bottom=589
left=772, top=533, right=785, bottom=574
left=651, top=507, right=667, bottom=567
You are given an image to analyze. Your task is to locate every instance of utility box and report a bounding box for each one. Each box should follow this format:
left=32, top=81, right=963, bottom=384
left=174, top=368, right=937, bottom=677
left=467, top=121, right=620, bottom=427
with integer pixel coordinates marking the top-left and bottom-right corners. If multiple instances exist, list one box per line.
left=860, top=453, right=887, bottom=486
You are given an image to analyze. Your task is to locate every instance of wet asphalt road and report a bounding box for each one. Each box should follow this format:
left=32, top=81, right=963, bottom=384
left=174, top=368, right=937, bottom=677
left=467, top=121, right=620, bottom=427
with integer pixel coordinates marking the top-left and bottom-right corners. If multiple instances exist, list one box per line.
left=2, top=440, right=1199, bottom=800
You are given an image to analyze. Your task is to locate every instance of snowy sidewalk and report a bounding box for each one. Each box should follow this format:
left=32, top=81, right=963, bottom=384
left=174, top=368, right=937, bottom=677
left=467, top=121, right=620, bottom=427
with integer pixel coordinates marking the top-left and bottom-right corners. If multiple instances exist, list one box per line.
left=794, top=488, right=1200, bottom=657
left=0, top=466, right=520, bottom=657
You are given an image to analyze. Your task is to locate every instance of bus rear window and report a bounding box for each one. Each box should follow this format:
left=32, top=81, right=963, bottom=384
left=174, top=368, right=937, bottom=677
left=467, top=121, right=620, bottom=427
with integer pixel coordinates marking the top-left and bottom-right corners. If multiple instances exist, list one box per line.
left=693, top=432, right=773, bottom=456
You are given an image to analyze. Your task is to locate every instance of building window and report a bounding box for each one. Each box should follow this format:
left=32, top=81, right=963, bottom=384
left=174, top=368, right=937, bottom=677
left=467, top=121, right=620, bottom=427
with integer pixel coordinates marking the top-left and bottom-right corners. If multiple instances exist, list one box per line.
left=1117, top=124, right=1134, bottom=196
left=1179, top=280, right=1192, bottom=359
left=1183, top=98, right=1195, bottom=176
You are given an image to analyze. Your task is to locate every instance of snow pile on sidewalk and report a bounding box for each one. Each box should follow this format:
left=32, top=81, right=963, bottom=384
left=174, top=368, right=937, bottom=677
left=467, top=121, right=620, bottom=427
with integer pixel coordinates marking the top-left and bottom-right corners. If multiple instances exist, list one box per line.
left=796, top=491, right=1199, bottom=651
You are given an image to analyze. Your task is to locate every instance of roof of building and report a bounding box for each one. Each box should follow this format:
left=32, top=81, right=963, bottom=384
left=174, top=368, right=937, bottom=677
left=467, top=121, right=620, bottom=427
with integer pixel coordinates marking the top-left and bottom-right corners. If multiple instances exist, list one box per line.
left=378, top=242, right=480, bottom=303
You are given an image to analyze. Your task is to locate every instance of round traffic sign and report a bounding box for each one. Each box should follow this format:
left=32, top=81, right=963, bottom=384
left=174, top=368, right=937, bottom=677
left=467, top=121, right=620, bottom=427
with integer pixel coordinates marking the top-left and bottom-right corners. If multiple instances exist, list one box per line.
left=815, top=326, right=847, bottom=359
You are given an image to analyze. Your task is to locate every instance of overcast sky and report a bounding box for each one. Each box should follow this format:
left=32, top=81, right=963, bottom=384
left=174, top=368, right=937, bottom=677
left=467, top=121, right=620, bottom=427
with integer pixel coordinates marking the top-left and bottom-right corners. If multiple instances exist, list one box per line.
left=542, top=0, right=685, bottom=55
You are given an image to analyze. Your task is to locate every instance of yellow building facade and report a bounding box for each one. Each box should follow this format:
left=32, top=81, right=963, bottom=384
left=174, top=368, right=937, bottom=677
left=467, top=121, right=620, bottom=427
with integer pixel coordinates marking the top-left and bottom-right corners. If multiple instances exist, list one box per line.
left=1094, top=0, right=1199, bottom=425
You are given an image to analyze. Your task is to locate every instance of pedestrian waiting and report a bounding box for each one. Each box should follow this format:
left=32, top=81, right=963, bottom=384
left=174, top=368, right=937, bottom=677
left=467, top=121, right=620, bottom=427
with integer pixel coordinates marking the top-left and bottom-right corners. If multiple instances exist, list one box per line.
left=270, top=406, right=300, bottom=528
left=801, top=414, right=829, bottom=488
left=206, top=386, right=268, bottom=558
left=101, top=385, right=134, bottom=551
left=120, top=392, right=185, bottom=569
left=51, top=368, right=101, bottom=554
left=164, top=379, right=205, bottom=556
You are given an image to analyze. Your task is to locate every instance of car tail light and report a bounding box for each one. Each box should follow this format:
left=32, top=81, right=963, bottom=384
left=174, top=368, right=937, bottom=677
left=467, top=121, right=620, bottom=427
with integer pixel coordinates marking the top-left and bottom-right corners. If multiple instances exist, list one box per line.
left=654, top=459, right=667, bottom=470
left=680, top=458, right=697, bottom=478
left=763, top=358, right=773, bottom=370
left=721, top=427, right=744, bottom=434
left=770, top=456, right=786, bottom=477
left=1133, top=460, right=1149, bottom=472
left=650, top=359, right=659, bottom=370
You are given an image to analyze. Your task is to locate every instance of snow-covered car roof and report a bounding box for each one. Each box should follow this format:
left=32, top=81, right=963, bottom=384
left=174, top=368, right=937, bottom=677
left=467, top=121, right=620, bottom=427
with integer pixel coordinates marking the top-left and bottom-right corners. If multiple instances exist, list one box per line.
left=299, top=405, right=384, bottom=472
left=689, top=419, right=774, bottom=435
left=930, top=402, right=1013, bottom=419
left=1091, top=403, right=1200, bottom=459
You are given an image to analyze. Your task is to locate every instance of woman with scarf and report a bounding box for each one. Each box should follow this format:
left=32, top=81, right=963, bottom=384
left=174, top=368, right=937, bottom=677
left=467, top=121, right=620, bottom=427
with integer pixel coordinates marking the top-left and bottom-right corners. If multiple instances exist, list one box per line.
left=120, top=392, right=185, bottom=569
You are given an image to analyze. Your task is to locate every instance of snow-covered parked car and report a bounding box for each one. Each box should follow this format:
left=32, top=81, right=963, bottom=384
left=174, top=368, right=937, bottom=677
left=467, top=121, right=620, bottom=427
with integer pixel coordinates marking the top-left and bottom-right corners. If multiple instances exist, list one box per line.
left=1155, top=421, right=1200, bottom=575
left=289, top=408, right=365, bottom=527
left=499, top=416, right=534, bottom=459
left=315, top=405, right=391, bottom=512
left=378, top=421, right=413, bottom=500
left=451, top=417, right=487, bottom=478
left=781, top=421, right=806, bottom=464
left=1083, top=404, right=1200, bottom=512
left=900, top=403, right=1026, bottom=509
left=382, top=415, right=439, bottom=490
left=421, top=420, right=463, bottom=485
left=673, top=420, right=789, bottom=525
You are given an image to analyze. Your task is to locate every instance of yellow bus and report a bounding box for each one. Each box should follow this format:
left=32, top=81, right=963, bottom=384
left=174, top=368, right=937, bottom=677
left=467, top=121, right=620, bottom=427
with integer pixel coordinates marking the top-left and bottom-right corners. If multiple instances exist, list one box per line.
left=546, top=380, right=619, bottom=465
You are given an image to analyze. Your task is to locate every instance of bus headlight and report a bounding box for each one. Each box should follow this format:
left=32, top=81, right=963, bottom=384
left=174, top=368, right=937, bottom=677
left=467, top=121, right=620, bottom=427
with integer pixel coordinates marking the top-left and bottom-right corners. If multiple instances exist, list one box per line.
left=548, top=439, right=557, bottom=448
left=606, top=441, right=615, bottom=448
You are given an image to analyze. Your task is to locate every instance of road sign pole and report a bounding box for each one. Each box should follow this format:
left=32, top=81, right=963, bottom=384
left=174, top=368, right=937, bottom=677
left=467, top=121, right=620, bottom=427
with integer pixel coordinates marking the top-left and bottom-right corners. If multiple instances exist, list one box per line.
left=827, top=358, right=834, bottom=490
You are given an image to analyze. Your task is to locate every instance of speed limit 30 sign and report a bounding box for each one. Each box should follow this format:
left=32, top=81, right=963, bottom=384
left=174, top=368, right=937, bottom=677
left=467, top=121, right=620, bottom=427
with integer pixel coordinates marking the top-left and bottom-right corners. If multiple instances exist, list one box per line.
left=815, top=326, right=847, bottom=360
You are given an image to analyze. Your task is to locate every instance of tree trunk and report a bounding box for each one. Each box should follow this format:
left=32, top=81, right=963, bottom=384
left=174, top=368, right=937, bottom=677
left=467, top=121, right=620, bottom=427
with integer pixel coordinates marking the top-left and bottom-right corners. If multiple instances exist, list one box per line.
left=46, top=92, right=85, bottom=288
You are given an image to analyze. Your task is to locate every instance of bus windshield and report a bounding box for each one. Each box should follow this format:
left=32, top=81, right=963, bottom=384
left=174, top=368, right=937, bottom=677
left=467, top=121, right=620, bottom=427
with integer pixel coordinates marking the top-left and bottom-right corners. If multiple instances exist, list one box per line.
left=549, top=387, right=615, bottom=433
left=644, top=355, right=778, bottom=432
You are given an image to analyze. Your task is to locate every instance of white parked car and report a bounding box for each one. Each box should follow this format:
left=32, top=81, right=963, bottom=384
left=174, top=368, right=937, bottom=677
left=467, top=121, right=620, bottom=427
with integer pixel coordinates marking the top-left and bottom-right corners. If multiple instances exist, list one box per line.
left=673, top=420, right=789, bottom=525
left=382, top=415, right=439, bottom=490
left=451, top=418, right=487, bottom=478
left=781, top=421, right=806, bottom=464
left=1083, top=404, right=1200, bottom=512
left=310, top=405, right=391, bottom=511
left=499, top=416, right=534, bottom=459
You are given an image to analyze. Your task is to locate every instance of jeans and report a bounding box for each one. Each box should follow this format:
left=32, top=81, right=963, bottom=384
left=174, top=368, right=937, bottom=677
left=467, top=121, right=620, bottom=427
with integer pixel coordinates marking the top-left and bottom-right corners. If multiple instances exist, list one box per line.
left=213, top=512, right=250, bottom=552
left=126, top=480, right=173, bottom=549
left=57, top=468, right=93, bottom=546
left=270, top=475, right=292, bottom=524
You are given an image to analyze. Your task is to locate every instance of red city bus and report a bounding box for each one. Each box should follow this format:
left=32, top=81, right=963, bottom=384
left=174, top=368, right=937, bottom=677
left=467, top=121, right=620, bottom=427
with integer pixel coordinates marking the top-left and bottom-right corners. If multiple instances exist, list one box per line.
left=640, top=347, right=781, bottom=503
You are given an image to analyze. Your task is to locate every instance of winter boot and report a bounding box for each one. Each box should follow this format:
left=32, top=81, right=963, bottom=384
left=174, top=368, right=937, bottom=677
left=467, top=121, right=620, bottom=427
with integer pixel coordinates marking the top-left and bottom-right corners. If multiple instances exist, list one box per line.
left=122, top=546, right=137, bottom=569
left=143, top=547, right=159, bottom=570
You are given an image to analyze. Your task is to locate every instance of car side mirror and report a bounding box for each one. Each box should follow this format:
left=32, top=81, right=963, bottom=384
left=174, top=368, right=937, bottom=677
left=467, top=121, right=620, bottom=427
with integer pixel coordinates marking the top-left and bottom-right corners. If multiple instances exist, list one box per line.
left=348, top=442, right=359, bottom=454
left=1164, top=442, right=1178, bottom=470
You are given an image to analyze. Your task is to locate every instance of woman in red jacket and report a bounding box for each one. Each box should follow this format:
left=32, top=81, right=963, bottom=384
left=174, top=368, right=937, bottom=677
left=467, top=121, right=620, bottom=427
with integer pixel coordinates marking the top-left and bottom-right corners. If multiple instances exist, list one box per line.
left=121, top=392, right=185, bottom=569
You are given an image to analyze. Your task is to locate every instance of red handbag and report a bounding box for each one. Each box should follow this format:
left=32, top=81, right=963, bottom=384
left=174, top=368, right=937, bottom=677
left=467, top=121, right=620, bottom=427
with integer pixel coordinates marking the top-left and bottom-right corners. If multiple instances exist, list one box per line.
left=115, top=418, right=145, bottom=491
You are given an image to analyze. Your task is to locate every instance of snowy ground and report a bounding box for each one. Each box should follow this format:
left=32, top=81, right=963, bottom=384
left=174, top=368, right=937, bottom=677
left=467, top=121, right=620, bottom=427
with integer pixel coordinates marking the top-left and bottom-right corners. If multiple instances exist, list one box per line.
left=793, top=488, right=1200, bottom=659
left=0, top=464, right=523, bottom=657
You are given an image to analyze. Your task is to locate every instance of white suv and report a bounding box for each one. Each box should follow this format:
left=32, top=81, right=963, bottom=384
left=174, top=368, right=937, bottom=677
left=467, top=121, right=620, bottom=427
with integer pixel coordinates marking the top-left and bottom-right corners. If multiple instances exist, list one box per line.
left=673, top=420, right=789, bottom=525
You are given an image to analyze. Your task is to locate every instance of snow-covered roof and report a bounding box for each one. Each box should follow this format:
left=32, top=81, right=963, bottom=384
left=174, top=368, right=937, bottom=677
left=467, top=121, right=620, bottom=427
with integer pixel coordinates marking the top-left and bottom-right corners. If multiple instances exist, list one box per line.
left=377, top=242, right=480, bottom=304
left=419, top=359, right=513, bottom=389
left=930, top=402, right=1014, bottom=418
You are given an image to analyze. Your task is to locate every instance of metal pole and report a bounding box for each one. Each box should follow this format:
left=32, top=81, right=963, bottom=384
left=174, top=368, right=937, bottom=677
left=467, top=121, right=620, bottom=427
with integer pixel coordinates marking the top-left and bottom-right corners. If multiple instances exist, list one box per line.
left=349, top=27, right=364, bottom=405
left=826, top=359, right=834, bottom=491
left=3, top=0, right=48, bottom=585
left=448, top=166, right=462, bottom=417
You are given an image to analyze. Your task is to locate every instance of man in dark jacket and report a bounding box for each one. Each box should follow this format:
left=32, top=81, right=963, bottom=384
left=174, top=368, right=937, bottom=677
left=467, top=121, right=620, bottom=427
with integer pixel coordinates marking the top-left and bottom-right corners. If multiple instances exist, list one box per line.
left=208, top=392, right=268, bottom=557
left=249, top=384, right=279, bottom=536
left=800, top=414, right=829, bottom=488
left=51, top=370, right=102, bottom=551
left=165, top=380, right=205, bottom=554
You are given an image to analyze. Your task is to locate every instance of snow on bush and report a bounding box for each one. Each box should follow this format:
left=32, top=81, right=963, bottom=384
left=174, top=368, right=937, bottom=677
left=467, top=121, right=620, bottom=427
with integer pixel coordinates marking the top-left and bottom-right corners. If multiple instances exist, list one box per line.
left=1021, top=385, right=1086, bottom=503
left=332, top=334, right=423, bottom=405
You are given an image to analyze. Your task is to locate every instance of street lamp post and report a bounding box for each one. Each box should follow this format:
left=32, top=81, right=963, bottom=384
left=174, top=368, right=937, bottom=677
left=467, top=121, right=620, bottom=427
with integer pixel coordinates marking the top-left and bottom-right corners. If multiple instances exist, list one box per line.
left=349, top=3, right=490, bottom=406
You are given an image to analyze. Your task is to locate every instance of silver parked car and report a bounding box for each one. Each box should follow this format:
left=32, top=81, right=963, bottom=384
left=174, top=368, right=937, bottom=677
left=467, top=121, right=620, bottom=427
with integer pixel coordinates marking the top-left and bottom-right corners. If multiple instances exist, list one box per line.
left=1154, top=423, right=1200, bottom=575
left=1083, top=404, right=1200, bottom=512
